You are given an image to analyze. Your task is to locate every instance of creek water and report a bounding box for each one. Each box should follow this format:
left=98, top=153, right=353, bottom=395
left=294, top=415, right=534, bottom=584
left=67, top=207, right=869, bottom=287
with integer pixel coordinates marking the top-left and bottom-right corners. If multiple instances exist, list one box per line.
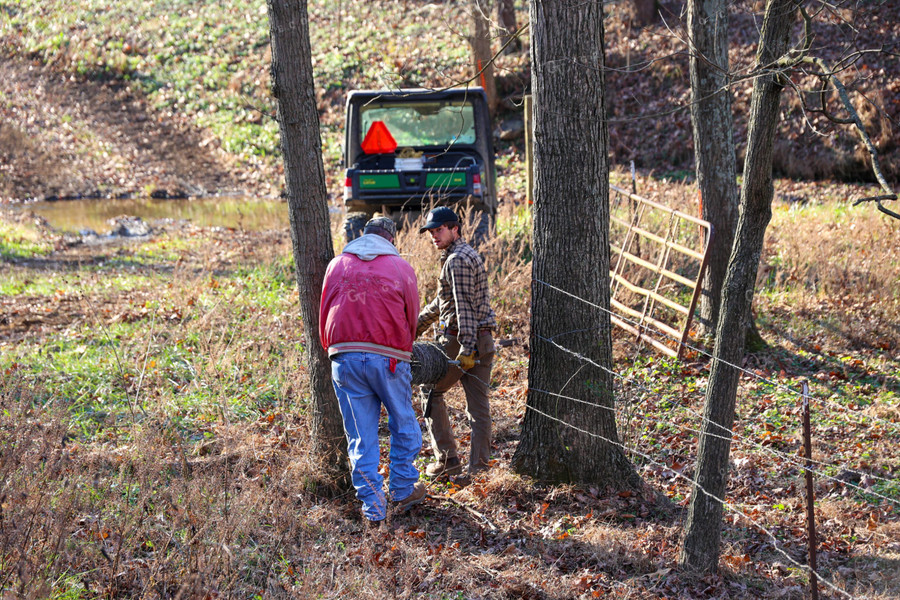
left=8, top=196, right=298, bottom=233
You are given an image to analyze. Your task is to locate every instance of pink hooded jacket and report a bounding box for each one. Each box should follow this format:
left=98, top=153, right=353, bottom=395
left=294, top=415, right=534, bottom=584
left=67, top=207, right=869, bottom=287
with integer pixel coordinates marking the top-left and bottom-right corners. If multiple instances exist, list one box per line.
left=319, top=234, right=419, bottom=361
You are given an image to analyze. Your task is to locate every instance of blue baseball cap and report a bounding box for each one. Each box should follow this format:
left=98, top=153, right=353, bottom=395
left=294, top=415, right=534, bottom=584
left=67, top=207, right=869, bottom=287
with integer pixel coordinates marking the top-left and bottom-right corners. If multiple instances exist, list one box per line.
left=418, top=206, right=460, bottom=233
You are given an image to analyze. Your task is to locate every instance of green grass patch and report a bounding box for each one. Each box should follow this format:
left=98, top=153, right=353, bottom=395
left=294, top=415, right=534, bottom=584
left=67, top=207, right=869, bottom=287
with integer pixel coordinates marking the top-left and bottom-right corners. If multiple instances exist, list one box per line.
left=1, top=244, right=303, bottom=443
left=219, top=256, right=296, bottom=312
left=2, top=306, right=298, bottom=441
left=3, top=321, right=145, bottom=415
left=128, top=235, right=197, bottom=262
left=98, top=235, right=205, bottom=267
left=0, top=220, right=54, bottom=259
left=49, top=574, right=90, bottom=600
left=652, top=169, right=694, bottom=183
left=0, top=270, right=155, bottom=297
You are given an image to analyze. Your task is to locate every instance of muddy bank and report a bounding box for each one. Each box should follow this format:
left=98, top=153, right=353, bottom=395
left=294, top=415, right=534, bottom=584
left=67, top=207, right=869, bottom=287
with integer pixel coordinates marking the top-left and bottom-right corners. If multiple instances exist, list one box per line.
left=0, top=53, right=274, bottom=203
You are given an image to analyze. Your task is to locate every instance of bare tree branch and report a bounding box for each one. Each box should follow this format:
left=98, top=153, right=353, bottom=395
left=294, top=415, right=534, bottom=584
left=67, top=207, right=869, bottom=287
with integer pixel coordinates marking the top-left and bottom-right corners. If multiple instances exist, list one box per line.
left=434, top=22, right=530, bottom=93
left=816, top=75, right=855, bottom=124
left=853, top=195, right=900, bottom=220
left=791, top=52, right=898, bottom=220
left=803, top=55, right=896, bottom=198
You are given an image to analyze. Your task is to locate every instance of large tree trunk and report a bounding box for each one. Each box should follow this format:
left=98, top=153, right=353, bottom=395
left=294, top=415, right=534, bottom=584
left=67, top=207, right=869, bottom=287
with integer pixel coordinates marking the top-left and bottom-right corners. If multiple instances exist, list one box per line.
left=266, top=0, right=348, bottom=485
left=512, top=0, right=641, bottom=489
left=689, top=0, right=739, bottom=337
left=471, top=0, right=498, bottom=113
left=679, top=0, right=800, bottom=574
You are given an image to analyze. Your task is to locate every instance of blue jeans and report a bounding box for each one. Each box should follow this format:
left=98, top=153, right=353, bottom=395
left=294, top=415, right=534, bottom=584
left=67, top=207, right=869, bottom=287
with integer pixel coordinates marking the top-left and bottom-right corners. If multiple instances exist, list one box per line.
left=331, top=352, right=422, bottom=521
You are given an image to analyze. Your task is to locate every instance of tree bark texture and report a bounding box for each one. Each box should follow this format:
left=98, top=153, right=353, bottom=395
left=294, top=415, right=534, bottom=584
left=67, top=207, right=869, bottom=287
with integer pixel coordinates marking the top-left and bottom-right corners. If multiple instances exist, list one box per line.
left=688, top=0, right=739, bottom=336
left=266, top=0, right=348, bottom=482
left=471, top=0, right=498, bottom=113
left=679, top=0, right=801, bottom=574
left=512, top=0, right=641, bottom=489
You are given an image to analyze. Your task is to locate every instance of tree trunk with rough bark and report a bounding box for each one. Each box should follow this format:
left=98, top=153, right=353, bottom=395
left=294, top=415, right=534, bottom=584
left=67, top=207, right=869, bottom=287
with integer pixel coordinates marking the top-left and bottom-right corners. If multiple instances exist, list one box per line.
left=471, top=0, right=498, bottom=113
left=679, top=0, right=801, bottom=574
left=689, top=0, right=739, bottom=337
left=266, top=0, right=349, bottom=486
left=512, top=0, right=641, bottom=489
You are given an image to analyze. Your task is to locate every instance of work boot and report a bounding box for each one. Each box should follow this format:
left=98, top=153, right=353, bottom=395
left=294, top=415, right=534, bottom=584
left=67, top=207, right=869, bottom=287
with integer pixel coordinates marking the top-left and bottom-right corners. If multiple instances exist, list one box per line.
left=449, top=473, right=472, bottom=488
left=425, top=456, right=462, bottom=478
left=364, top=518, right=384, bottom=532
left=393, top=482, right=427, bottom=512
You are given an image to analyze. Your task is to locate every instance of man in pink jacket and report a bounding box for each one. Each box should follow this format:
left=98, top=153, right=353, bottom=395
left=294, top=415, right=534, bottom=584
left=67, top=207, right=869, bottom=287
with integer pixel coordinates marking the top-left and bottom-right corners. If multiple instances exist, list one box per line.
left=319, top=217, right=425, bottom=524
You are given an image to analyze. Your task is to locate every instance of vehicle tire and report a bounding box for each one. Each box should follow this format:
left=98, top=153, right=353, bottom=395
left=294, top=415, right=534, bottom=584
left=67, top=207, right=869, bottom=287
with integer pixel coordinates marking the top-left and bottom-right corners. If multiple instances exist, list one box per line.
left=470, top=210, right=494, bottom=249
left=343, top=211, right=370, bottom=242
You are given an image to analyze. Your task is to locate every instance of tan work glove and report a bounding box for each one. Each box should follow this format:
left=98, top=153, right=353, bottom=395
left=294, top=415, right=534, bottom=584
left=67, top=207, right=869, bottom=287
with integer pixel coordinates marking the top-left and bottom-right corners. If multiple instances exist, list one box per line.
left=456, top=351, right=476, bottom=371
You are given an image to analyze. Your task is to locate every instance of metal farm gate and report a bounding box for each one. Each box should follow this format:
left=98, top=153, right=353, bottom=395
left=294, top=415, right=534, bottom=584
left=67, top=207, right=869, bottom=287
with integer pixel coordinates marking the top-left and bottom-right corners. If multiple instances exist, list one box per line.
left=609, top=185, right=713, bottom=358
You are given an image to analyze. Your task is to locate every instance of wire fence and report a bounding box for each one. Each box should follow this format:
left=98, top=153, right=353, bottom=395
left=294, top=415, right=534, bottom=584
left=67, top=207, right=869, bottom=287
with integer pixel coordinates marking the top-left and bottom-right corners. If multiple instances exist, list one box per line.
left=524, top=399, right=854, bottom=600
left=537, top=332, right=900, bottom=508
left=458, top=276, right=899, bottom=599
left=536, top=277, right=900, bottom=433
left=417, top=247, right=897, bottom=598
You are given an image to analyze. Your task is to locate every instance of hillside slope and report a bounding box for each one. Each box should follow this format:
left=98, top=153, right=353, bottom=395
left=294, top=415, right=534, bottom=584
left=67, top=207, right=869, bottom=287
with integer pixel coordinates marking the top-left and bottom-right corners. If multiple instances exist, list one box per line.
left=0, top=0, right=897, bottom=203
left=0, top=54, right=251, bottom=201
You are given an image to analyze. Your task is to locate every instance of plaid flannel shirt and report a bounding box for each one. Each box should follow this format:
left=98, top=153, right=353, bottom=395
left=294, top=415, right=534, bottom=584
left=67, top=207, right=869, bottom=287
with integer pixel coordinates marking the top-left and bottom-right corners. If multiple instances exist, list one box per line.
left=418, top=237, right=496, bottom=355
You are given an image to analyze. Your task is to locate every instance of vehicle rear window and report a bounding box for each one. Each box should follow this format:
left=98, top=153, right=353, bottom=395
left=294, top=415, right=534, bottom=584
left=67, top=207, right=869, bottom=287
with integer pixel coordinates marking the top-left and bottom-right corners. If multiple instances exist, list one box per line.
left=360, top=102, right=476, bottom=147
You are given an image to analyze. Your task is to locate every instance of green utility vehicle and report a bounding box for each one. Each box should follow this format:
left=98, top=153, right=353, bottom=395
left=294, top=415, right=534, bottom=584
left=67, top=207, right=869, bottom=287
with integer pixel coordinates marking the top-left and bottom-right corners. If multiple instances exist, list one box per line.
left=341, top=87, right=497, bottom=243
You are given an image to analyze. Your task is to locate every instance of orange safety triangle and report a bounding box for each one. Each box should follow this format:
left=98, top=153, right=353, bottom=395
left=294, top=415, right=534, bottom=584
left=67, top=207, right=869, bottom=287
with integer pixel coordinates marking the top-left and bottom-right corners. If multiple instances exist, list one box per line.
left=361, top=121, right=398, bottom=154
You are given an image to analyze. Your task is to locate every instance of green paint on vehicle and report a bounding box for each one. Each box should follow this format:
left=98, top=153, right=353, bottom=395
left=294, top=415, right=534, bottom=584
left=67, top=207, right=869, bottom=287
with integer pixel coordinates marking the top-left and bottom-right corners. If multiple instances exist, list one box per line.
left=359, top=174, right=401, bottom=189
left=425, top=172, right=466, bottom=188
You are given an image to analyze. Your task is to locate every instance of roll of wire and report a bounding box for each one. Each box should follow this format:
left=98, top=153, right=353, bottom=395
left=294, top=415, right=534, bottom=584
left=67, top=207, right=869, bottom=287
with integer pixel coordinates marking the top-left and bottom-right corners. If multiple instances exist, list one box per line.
left=410, top=341, right=450, bottom=385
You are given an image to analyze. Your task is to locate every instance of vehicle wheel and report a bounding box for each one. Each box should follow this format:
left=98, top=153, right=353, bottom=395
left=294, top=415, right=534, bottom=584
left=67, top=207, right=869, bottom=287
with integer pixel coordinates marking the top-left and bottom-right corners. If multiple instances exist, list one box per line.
left=343, top=211, right=370, bottom=242
left=471, top=211, right=494, bottom=249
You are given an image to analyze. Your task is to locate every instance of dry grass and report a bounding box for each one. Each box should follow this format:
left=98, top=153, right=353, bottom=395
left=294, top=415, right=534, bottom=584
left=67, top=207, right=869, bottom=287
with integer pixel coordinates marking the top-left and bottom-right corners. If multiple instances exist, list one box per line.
left=1, top=187, right=899, bottom=598
left=762, top=203, right=899, bottom=302
left=2, top=0, right=898, bottom=594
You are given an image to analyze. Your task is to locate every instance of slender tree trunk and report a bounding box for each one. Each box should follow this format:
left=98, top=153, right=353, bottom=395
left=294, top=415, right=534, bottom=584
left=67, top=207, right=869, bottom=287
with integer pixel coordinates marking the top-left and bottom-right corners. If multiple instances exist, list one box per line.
left=512, top=0, right=641, bottom=489
left=471, top=0, right=498, bottom=113
left=679, top=0, right=801, bottom=574
left=266, top=0, right=348, bottom=484
left=630, top=0, right=660, bottom=26
left=689, top=0, right=739, bottom=337
left=497, top=0, right=521, bottom=53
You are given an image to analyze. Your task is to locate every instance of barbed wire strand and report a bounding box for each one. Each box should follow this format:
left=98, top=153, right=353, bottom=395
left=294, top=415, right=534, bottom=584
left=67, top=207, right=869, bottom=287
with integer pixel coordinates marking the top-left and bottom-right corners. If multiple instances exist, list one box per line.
left=534, top=277, right=900, bottom=432
left=441, top=324, right=899, bottom=504
left=524, top=399, right=855, bottom=600
left=603, top=344, right=900, bottom=490
left=529, top=380, right=900, bottom=506
left=542, top=380, right=900, bottom=506
left=537, top=334, right=900, bottom=507
left=535, top=278, right=786, bottom=393
left=674, top=396, right=900, bottom=490
left=426, top=324, right=884, bottom=590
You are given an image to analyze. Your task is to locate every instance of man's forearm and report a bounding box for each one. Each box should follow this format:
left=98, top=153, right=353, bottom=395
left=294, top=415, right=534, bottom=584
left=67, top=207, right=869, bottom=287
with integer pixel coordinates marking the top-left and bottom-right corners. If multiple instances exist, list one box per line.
left=418, top=298, right=439, bottom=327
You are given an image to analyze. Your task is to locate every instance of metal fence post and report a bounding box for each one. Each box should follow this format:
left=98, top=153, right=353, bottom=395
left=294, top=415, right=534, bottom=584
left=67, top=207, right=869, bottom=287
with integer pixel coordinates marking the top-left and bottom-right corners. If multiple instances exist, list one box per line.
left=801, top=380, right=819, bottom=600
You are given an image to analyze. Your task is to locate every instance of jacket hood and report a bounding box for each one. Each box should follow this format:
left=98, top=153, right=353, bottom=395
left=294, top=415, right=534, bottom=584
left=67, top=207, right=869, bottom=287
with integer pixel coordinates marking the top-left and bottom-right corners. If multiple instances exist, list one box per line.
left=342, top=233, right=400, bottom=261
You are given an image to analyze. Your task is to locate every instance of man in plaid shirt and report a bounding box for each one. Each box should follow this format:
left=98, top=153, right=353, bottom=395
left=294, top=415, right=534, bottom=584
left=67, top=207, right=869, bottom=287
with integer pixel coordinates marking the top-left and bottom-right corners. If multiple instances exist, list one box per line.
left=416, top=207, right=497, bottom=479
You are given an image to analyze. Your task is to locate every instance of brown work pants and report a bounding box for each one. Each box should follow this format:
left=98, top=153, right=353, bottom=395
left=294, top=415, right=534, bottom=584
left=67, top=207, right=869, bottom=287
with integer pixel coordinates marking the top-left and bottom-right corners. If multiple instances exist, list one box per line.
left=421, top=332, right=494, bottom=473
